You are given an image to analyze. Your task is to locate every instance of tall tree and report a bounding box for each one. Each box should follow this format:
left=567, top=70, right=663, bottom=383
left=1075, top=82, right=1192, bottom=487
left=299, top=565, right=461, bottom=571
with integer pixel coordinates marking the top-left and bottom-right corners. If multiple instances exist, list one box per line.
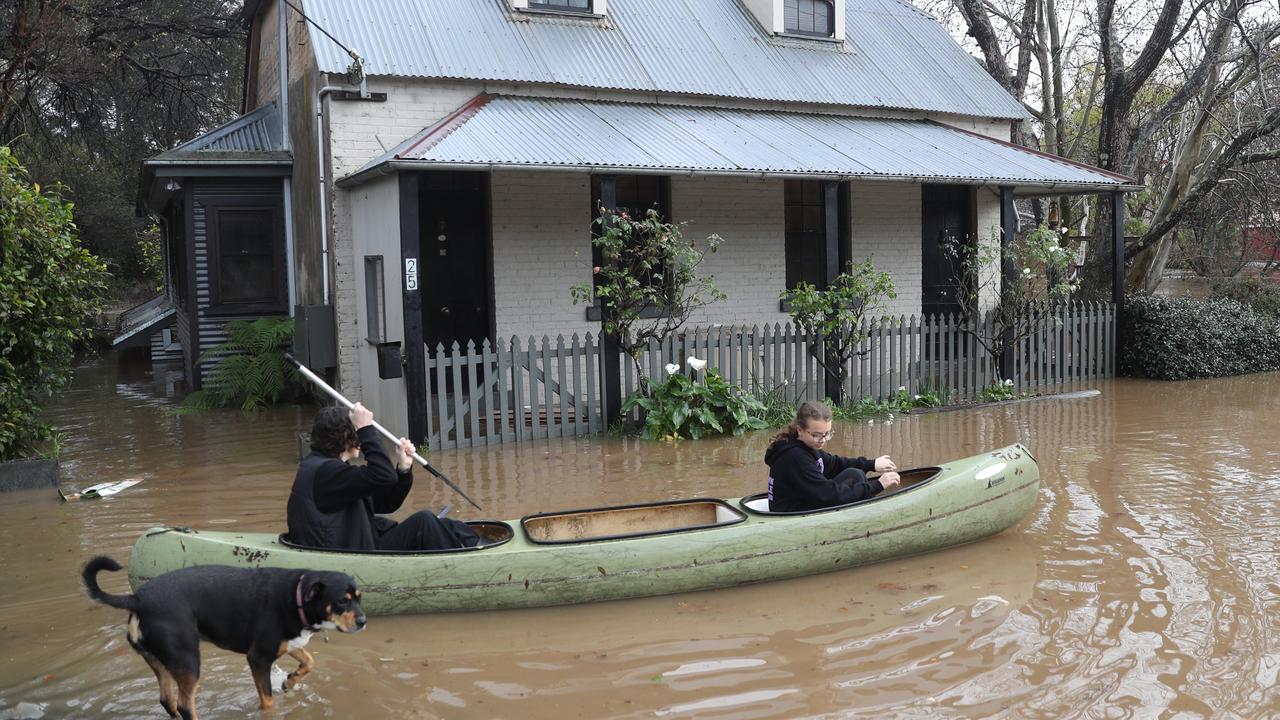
left=0, top=0, right=245, bottom=290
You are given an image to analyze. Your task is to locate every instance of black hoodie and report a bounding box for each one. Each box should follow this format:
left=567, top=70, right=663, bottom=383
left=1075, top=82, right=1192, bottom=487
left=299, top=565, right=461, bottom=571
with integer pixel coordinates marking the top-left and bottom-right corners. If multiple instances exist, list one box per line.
left=764, top=438, right=881, bottom=512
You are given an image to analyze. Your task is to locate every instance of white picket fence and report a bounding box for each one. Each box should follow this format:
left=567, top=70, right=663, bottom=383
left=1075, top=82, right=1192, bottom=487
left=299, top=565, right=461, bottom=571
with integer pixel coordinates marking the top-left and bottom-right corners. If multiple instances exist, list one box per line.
left=423, top=302, right=1115, bottom=450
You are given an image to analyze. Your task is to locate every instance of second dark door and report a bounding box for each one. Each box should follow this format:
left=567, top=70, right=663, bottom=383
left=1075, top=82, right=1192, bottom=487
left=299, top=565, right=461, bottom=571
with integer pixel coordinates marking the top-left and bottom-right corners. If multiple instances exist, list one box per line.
left=921, top=184, right=975, bottom=318
left=419, top=171, right=492, bottom=351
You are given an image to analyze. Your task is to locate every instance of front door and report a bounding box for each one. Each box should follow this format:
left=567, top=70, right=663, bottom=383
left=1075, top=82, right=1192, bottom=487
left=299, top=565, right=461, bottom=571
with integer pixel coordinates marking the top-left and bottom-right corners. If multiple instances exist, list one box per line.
left=921, top=184, right=975, bottom=318
left=419, top=171, right=491, bottom=351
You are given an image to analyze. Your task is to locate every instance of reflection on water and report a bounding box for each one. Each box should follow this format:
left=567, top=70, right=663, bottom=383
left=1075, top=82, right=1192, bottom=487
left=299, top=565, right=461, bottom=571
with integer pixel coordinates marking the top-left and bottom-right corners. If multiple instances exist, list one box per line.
left=1, top=354, right=1279, bottom=718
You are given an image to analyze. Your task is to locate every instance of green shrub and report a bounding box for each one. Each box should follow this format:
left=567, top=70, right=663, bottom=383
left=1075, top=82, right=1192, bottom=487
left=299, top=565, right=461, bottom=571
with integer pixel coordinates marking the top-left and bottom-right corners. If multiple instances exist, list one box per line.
left=183, top=317, right=299, bottom=412
left=623, top=364, right=769, bottom=440
left=1210, top=277, right=1280, bottom=318
left=1121, top=294, right=1280, bottom=380
left=0, top=147, right=109, bottom=461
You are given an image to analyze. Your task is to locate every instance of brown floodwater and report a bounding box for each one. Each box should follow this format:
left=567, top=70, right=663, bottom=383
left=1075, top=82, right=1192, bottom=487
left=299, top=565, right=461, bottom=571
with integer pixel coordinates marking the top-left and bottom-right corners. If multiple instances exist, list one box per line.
left=1, top=354, right=1279, bottom=719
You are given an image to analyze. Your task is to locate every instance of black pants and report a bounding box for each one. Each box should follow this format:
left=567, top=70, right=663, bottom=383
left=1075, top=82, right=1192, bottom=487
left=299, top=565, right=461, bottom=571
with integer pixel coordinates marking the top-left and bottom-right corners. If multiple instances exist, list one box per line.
left=376, top=510, right=480, bottom=551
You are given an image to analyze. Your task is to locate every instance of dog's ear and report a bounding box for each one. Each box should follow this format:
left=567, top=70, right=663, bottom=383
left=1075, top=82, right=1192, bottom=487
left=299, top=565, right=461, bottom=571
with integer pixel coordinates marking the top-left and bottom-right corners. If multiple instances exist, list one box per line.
left=306, top=579, right=326, bottom=600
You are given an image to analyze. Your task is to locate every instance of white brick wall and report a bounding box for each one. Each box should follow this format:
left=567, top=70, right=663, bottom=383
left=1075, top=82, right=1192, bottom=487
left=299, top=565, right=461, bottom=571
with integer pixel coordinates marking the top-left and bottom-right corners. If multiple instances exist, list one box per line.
left=327, top=80, right=485, bottom=179
left=850, top=182, right=922, bottom=317
left=490, top=171, right=596, bottom=342
left=674, top=176, right=789, bottom=328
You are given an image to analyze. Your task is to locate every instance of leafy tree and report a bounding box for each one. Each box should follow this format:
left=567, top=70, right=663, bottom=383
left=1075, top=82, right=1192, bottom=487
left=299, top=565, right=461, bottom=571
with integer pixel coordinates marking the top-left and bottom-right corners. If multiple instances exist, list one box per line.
left=570, top=207, right=724, bottom=392
left=782, top=259, right=896, bottom=404
left=1, top=0, right=245, bottom=294
left=0, top=146, right=108, bottom=461
left=944, top=225, right=1074, bottom=380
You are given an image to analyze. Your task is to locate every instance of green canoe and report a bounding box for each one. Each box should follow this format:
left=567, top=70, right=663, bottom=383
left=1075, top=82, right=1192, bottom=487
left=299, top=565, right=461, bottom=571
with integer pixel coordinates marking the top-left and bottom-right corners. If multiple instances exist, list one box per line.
left=128, top=444, right=1039, bottom=615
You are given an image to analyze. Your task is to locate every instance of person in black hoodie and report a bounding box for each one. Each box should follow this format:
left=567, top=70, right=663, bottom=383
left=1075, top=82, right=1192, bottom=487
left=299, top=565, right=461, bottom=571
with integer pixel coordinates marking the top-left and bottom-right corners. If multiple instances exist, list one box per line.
left=287, top=403, right=479, bottom=551
left=765, top=400, right=901, bottom=512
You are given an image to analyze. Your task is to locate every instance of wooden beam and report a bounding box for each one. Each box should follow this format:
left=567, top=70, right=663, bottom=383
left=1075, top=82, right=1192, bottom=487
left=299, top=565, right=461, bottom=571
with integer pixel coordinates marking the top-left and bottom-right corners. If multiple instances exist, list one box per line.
left=999, top=186, right=1016, bottom=379
left=400, top=172, right=427, bottom=444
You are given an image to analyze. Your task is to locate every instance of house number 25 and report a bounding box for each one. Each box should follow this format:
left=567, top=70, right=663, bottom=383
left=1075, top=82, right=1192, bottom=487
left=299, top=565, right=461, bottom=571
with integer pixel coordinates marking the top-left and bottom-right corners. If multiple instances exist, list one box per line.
left=404, top=258, right=418, bottom=291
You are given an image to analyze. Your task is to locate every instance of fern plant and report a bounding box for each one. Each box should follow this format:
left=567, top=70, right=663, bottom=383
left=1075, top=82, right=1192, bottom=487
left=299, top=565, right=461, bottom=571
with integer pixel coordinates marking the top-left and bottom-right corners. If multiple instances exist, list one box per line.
left=183, top=317, right=298, bottom=412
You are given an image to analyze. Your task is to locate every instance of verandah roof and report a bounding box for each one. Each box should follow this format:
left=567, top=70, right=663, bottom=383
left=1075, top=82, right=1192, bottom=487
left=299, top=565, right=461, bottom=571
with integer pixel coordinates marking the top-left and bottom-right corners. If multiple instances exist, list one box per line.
left=338, top=95, right=1137, bottom=195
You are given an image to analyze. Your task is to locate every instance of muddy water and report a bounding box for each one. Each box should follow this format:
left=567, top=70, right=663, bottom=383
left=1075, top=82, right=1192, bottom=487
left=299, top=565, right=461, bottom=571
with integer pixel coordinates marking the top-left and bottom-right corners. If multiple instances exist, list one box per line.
left=1, top=356, right=1279, bottom=719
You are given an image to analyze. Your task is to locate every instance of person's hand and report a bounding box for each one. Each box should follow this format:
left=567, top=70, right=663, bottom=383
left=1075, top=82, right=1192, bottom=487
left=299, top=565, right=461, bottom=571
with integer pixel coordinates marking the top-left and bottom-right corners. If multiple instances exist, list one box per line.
left=395, top=437, right=415, bottom=472
left=874, top=455, right=896, bottom=473
left=349, top=402, right=373, bottom=430
left=878, top=471, right=901, bottom=490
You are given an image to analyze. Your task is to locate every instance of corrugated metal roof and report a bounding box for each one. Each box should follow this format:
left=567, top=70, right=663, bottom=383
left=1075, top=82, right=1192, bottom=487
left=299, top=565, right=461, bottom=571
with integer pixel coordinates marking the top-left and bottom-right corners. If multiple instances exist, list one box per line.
left=301, top=0, right=1029, bottom=119
left=340, top=95, right=1135, bottom=191
left=153, top=101, right=286, bottom=159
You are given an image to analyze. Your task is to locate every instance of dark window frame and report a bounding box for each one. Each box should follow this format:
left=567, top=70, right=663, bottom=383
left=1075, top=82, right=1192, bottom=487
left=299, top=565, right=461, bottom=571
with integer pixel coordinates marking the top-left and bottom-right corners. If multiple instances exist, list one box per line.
left=586, top=175, right=672, bottom=321
left=525, top=0, right=595, bottom=15
left=204, top=196, right=287, bottom=316
left=364, top=255, right=386, bottom=343
left=784, top=0, right=836, bottom=38
left=780, top=180, right=850, bottom=311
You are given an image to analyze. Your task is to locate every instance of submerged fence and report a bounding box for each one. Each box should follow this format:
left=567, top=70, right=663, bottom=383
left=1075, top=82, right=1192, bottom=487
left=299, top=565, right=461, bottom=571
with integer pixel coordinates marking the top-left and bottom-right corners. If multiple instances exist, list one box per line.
left=423, top=302, right=1115, bottom=450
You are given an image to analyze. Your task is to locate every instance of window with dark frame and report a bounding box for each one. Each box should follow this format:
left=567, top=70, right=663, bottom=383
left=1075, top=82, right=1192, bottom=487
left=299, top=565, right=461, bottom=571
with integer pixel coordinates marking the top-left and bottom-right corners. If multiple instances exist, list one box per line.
left=207, top=201, right=286, bottom=314
left=784, top=0, right=835, bottom=36
left=364, top=255, right=385, bottom=343
left=587, top=175, right=671, bottom=319
left=528, top=0, right=592, bottom=11
left=784, top=179, right=828, bottom=289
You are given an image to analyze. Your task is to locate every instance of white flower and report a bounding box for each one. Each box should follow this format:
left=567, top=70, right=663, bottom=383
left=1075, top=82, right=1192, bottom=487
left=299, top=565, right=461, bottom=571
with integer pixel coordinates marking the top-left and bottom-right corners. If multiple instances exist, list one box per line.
left=687, top=356, right=707, bottom=371
left=664, top=363, right=681, bottom=376
left=898, top=386, right=906, bottom=392
left=1022, top=267, right=1032, bottom=275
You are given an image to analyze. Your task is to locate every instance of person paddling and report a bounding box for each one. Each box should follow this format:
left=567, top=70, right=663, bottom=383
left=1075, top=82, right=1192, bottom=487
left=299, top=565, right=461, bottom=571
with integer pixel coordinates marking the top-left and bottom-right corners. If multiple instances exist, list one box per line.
left=286, top=403, right=479, bottom=551
left=765, top=400, right=901, bottom=512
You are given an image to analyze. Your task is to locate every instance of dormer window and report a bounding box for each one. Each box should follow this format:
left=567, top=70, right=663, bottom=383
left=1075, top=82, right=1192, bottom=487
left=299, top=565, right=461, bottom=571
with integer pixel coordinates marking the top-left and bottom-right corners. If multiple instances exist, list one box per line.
left=741, top=0, right=844, bottom=42
left=785, top=0, right=834, bottom=37
left=512, top=0, right=607, bottom=15
left=530, top=0, right=590, bottom=9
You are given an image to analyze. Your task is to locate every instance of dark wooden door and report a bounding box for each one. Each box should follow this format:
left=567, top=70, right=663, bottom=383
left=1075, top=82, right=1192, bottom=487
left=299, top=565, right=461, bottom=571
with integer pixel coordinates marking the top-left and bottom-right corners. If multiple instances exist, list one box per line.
left=921, top=184, right=974, bottom=318
left=419, top=171, right=492, bottom=352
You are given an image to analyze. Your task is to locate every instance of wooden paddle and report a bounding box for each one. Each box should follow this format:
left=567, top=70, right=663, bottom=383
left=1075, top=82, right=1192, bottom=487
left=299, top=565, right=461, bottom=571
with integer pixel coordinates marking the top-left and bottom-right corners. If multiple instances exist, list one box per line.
left=285, top=353, right=482, bottom=511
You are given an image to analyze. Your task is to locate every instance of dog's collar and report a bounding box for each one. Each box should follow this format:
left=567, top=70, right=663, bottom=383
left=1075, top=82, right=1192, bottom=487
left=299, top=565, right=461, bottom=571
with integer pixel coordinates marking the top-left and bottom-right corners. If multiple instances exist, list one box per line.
left=295, top=575, right=312, bottom=628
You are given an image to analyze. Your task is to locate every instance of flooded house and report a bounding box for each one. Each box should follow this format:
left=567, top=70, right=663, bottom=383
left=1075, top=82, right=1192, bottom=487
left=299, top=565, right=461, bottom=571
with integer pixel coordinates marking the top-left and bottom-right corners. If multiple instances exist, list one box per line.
left=133, top=0, right=1136, bottom=448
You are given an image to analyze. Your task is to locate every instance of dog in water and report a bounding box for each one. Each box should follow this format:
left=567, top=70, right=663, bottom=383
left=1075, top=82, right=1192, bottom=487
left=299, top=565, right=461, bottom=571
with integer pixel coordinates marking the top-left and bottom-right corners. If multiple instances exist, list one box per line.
left=82, top=556, right=365, bottom=720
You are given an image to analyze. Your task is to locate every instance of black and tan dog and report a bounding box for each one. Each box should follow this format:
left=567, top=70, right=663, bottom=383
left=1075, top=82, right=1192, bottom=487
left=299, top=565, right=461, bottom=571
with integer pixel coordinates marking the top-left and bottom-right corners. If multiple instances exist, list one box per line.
left=82, top=556, right=365, bottom=719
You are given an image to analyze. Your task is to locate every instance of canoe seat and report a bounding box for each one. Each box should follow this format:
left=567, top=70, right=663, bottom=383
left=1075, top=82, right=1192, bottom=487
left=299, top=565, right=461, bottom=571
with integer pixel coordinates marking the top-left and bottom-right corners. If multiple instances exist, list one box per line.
left=523, top=498, right=746, bottom=544
left=277, top=520, right=514, bottom=554
left=739, top=467, right=943, bottom=515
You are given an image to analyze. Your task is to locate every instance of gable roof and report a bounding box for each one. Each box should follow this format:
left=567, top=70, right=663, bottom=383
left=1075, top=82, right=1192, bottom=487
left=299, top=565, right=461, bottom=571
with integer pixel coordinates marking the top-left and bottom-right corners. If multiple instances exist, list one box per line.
left=340, top=95, right=1136, bottom=194
left=300, top=0, right=1029, bottom=120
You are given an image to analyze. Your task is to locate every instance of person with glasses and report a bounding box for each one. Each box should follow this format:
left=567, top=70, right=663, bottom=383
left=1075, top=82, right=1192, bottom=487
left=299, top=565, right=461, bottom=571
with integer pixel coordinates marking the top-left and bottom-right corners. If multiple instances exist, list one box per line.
left=764, top=400, right=901, bottom=512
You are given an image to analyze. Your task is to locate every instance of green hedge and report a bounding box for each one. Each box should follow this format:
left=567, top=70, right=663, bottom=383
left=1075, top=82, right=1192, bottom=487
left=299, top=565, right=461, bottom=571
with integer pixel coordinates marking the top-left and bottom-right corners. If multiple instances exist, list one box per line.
left=1121, top=294, right=1280, bottom=380
left=1210, top=277, right=1280, bottom=318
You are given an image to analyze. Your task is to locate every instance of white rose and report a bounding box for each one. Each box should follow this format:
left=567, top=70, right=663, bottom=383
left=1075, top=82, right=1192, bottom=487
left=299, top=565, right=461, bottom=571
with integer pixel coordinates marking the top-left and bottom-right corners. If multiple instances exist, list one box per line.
left=687, top=356, right=707, bottom=371
left=664, top=363, right=681, bottom=376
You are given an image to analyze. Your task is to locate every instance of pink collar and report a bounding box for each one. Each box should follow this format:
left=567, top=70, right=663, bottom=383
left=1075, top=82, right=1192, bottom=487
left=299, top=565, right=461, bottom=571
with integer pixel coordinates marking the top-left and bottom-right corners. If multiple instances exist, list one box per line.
left=295, top=575, right=312, bottom=627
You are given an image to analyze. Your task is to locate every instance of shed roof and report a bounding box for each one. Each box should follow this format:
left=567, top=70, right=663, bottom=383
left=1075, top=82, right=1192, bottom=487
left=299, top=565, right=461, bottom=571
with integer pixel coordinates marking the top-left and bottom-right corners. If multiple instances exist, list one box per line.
left=149, top=101, right=288, bottom=162
left=339, top=95, right=1137, bottom=194
left=301, top=0, right=1029, bottom=120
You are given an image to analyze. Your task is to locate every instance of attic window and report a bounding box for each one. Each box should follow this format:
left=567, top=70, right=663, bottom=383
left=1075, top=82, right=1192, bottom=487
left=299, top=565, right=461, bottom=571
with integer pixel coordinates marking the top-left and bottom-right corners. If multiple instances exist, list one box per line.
left=785, top=0, right=835, bottom=37
left=523, top=0, right=597, bottom=14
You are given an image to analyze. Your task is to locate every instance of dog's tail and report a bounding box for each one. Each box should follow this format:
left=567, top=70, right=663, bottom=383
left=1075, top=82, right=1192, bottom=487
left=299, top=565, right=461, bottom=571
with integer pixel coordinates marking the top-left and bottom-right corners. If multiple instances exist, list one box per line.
left=82, top=556, right=140, bottom=612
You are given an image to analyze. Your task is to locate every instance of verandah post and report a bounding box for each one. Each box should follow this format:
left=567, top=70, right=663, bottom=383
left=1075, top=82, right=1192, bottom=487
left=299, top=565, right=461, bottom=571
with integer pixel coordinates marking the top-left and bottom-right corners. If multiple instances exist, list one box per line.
left=999, top=185, right=1017, bottom=382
